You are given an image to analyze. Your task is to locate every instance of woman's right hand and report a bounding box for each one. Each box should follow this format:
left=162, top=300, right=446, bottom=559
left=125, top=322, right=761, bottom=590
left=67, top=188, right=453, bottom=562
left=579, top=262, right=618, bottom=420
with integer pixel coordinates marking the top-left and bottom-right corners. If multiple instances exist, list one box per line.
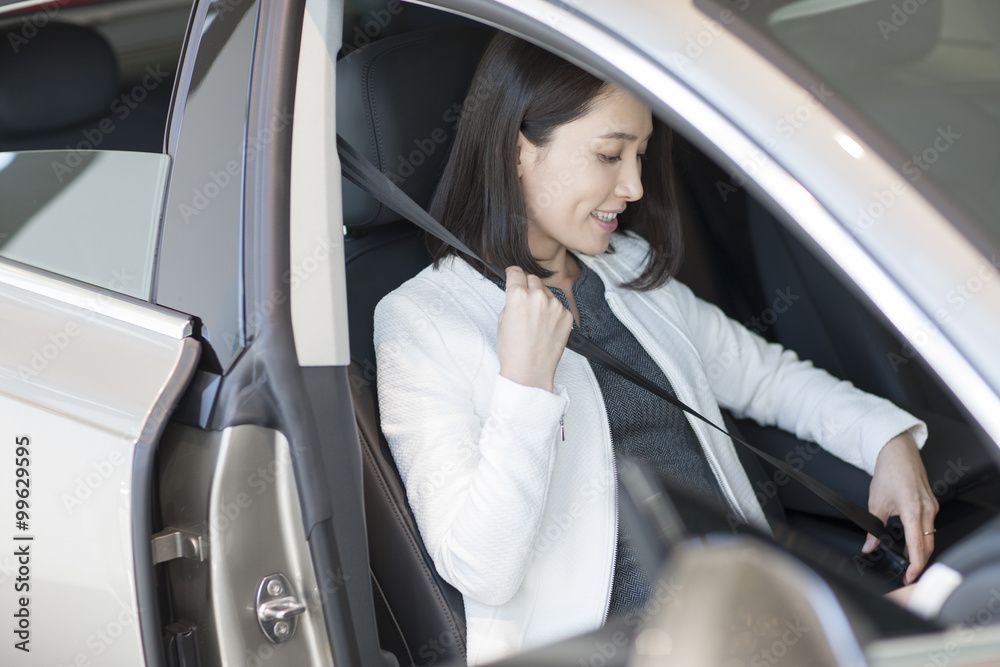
left=497, top=266, right=574, bottom=393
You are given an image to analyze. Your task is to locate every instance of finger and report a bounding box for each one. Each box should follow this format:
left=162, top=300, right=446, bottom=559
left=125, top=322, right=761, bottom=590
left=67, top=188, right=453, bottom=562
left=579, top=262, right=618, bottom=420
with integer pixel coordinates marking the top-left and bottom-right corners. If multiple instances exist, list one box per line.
left=505, top=265, right=526, bottom=291
left=922, top=528, right=936, bottom=561
left=920, top=511, right=936, bottom=553
left=901, top=512, right=930, bottom=585
left=862, top=534, right=880, bottom=554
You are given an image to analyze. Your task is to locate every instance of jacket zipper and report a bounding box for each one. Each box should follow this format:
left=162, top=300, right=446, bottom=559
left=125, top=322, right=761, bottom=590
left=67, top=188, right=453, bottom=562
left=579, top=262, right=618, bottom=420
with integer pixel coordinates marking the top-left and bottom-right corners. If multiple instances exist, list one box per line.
left=601, top=449, right=618, bottom=626
left=576, top=356, right=618, bottom=626
left=603, top=292, right=747, bottom=526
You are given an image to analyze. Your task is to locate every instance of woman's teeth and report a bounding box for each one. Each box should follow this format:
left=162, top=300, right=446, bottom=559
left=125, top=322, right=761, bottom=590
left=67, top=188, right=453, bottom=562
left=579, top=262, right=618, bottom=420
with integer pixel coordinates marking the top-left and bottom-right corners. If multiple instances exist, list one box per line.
left=592, top=211, right=616, bottom=222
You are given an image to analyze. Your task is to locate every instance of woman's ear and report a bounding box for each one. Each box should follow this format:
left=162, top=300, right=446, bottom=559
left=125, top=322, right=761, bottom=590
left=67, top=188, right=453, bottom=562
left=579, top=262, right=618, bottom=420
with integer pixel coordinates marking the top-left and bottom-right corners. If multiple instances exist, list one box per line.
left=515, top=131, right=532, bottom=179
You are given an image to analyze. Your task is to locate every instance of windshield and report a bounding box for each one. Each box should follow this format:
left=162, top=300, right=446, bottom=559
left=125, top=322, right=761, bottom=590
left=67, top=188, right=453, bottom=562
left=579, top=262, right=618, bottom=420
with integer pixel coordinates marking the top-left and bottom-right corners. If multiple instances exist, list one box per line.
left=707, top=0, right=1000, bottom=245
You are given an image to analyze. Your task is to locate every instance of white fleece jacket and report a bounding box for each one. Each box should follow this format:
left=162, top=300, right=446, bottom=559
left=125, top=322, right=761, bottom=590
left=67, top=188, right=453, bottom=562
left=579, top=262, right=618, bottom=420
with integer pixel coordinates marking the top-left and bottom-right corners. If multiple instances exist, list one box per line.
left=373, top=231, right=927, bottom=666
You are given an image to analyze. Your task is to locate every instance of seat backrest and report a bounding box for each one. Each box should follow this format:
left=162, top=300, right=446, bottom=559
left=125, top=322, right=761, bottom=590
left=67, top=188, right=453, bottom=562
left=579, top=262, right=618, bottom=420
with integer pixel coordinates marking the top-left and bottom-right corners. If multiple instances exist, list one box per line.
left=337, top=26, right=495, bottom=666
left=0, top=21, right=172, bottom=154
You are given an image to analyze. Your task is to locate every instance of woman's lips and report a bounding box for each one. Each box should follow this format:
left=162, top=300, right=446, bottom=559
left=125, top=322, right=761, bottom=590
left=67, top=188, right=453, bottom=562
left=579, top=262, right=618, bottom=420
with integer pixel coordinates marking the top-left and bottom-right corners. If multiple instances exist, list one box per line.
left=591, top=213, right=618, bottom=232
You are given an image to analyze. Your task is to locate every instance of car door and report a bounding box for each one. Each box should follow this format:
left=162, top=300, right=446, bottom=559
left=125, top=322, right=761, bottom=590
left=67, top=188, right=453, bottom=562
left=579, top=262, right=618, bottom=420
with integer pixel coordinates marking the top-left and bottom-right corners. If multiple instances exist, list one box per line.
left=0, top=0, right=381, bottom=665
left=149, top=0, right=389, bottom=666
left=0, top=142, right=198, bottom=667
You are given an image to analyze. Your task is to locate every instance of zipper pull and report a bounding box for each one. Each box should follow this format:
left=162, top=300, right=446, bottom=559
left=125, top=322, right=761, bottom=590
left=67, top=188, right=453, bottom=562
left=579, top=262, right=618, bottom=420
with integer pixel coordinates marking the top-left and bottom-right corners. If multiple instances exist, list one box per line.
left=560, top=416, right=565, bottom=442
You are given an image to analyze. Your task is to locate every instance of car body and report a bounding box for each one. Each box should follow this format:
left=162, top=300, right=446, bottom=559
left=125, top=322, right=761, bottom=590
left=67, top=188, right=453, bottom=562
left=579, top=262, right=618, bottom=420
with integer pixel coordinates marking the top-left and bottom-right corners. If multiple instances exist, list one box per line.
left=0, top=0, right=998, bottom=665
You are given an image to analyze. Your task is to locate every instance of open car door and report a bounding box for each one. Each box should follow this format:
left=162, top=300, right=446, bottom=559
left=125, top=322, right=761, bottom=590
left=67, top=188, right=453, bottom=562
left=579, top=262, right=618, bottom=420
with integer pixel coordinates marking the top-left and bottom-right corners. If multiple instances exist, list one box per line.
left=0, top=257, right=198, bottom=665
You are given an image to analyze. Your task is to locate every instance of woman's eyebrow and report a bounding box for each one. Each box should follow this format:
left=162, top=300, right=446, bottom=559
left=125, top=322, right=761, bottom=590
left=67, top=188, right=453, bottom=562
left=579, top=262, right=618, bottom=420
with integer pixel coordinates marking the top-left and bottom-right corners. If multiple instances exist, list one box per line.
left=598, top=130, right=655, bottom=142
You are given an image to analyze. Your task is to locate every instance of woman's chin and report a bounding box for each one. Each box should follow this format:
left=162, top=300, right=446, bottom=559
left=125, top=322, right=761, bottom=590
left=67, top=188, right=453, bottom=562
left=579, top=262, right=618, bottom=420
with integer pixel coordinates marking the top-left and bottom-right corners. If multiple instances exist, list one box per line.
left=571, top=234, right=613, bottom=257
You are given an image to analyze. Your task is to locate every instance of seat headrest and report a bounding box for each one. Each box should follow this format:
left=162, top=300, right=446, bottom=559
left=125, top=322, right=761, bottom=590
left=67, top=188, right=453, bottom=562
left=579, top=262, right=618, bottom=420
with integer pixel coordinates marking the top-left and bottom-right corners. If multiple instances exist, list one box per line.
left=337, top=26, right=495, bottom=229
left=0, top=22, right=120, bottom=139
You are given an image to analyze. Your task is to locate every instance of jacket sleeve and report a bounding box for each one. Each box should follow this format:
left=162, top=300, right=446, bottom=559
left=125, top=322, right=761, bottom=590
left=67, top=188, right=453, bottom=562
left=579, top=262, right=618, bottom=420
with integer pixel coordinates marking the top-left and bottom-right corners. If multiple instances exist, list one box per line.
left=669, top=280, right=927, bottom=475
left=373, top=289, right=570, bottom=606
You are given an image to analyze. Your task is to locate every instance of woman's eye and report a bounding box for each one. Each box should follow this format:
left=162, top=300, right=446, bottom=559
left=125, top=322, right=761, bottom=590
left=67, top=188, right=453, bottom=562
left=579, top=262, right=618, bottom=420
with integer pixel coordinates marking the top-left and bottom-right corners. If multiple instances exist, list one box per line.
left=599, top=154, right=622, bottom=163
left=638, top=153, right=648, bottom=162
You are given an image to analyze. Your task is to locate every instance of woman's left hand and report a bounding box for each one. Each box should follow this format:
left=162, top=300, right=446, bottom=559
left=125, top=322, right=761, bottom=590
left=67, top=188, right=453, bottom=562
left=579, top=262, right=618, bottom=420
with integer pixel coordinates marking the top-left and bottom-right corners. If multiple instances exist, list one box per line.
left=863, top=431, right=939, bottom=585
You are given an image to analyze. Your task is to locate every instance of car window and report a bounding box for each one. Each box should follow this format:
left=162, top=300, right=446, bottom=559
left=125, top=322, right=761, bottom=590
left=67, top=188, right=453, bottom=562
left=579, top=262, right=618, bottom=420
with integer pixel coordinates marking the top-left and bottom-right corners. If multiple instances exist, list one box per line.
left=704, top=0, right=1000, bottom=247
left=0, top=0, right=191, bottom=299
left=0, top=150, right=168, bottom=299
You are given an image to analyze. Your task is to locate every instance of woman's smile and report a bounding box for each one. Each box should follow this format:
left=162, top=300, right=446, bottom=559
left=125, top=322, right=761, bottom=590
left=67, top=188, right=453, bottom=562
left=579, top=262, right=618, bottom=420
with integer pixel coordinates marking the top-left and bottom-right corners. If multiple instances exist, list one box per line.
left=590, top=209, right=622, bottom=232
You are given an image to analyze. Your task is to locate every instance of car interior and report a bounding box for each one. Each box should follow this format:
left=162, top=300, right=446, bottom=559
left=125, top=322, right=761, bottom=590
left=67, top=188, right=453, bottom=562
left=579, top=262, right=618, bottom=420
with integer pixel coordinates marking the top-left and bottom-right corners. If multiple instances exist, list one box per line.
left=336, top=2, right=1000, bottom=665
left=3, top=0, right=1000, bottom=665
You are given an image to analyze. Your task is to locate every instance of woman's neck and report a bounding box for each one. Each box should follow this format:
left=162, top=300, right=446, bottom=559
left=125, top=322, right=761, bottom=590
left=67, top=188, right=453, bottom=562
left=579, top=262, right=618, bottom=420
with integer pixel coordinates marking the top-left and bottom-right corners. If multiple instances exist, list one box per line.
left=538, top=246, right=581, bottom=290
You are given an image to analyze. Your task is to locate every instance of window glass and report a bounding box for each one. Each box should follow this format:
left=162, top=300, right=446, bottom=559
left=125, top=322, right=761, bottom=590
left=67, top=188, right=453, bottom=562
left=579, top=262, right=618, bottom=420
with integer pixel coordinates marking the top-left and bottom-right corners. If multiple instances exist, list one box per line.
left=0, top=150, right=168, bottom=299
left=709, top=0, right=1000, bottom=245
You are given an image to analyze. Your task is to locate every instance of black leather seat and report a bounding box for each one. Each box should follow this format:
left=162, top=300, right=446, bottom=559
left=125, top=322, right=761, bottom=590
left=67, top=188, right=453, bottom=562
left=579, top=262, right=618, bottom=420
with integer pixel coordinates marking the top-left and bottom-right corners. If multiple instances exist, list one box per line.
left=0, top=22, right=173, bottom=153
left=337, top=27, right=495, bottom=667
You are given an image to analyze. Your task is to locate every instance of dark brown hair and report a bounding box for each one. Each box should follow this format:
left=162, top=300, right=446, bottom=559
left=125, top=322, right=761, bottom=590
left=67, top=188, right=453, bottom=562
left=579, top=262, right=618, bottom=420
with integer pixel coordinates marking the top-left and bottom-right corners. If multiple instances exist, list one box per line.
left=428, top=32, right=682, bottom=290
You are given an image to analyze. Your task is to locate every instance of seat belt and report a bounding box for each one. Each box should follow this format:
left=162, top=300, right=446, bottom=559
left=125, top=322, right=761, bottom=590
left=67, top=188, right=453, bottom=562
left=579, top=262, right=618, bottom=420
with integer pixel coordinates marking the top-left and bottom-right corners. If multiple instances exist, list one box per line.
left=338, top=134, right=909, bottom=563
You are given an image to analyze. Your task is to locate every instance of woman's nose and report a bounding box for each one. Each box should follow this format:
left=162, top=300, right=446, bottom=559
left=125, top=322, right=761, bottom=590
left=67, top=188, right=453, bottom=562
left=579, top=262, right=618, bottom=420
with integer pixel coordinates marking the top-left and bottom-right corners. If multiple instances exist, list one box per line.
left=615, top=157, right=644, bottom=201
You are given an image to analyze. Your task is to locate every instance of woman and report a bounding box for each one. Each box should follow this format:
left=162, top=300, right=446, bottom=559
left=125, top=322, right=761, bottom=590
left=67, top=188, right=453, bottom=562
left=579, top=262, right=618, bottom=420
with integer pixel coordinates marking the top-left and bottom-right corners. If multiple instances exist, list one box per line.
left=373, top=32, right=938, bottom=665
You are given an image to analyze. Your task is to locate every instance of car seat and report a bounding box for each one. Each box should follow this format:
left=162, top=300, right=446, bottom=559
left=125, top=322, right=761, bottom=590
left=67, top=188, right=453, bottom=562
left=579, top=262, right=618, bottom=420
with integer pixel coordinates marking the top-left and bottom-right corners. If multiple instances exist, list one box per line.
left=0, top=21, right=172, bottom=153
left=338, top=26, right=495, bottom=666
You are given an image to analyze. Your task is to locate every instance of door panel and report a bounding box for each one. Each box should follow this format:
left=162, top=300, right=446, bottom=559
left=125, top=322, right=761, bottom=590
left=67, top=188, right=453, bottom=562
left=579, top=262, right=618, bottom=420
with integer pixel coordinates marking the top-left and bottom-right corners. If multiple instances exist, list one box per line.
left=0, top=260, right=198, bottom=666
left=157, top=423, right=332, bottom=667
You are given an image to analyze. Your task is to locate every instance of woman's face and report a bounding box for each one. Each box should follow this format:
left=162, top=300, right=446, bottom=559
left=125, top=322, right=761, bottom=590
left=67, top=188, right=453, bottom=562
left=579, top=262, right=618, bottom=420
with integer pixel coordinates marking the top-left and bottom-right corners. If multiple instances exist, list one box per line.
left=516, top=86, right=653, bottom=261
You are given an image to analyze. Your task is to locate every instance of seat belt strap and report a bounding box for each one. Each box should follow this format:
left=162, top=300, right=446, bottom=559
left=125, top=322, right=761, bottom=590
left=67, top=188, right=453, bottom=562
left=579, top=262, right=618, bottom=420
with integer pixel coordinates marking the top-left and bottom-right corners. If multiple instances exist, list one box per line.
left=337, top=134, right=908, bottom=561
